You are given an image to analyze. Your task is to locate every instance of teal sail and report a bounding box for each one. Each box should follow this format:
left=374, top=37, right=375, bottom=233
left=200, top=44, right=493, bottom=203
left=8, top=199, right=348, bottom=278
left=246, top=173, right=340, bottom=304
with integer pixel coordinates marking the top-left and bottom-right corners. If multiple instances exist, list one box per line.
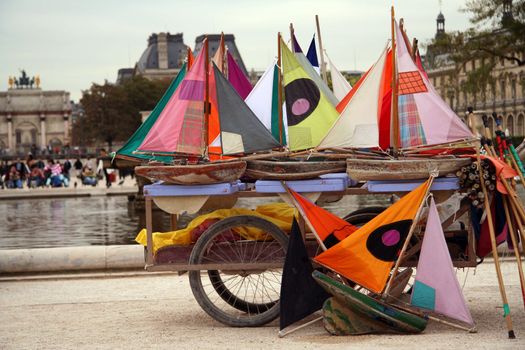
left=115, top=63, right=187, bottom=163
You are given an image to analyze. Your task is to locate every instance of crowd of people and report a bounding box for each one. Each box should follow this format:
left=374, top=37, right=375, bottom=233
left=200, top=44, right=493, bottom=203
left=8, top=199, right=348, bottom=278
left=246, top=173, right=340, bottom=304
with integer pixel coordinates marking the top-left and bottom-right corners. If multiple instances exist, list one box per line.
left=0, top=151, right=126, bottom=190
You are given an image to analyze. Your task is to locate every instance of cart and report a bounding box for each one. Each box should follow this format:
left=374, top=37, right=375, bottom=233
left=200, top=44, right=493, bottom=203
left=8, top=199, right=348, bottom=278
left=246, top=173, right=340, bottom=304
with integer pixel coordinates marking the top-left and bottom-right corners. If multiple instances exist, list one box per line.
left=141, top=175, right=477, bottom=327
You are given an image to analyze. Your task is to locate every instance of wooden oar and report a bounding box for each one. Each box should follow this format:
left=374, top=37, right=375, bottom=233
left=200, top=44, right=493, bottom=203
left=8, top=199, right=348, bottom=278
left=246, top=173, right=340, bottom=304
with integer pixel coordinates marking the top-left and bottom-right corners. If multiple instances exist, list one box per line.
left=476, top=145, right=516, bottom=339
left=502, top=196, right=525, bottom=309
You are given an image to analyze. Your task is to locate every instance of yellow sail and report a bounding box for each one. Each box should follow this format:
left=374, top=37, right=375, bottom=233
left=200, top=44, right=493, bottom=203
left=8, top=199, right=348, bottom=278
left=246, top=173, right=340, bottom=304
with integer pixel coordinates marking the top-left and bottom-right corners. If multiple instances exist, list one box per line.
left=281, top=39, right=339, bottom=151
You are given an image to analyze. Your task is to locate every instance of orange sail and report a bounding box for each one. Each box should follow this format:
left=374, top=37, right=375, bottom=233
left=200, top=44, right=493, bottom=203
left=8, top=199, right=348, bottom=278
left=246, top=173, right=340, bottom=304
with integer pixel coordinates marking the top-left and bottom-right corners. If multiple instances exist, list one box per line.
left=289, top=188, right=357, bottom=248
left=315, top=179, right=431, bottom=293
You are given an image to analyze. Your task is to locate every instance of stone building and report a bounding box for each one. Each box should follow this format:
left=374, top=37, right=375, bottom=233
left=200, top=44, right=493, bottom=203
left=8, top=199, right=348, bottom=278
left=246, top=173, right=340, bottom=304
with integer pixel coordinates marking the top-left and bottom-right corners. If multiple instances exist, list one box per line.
left=117, top=32, right=249, bottom=83
left=425, top=5, right=525, bottom=136
left=0, top=71, right=71, bottom=155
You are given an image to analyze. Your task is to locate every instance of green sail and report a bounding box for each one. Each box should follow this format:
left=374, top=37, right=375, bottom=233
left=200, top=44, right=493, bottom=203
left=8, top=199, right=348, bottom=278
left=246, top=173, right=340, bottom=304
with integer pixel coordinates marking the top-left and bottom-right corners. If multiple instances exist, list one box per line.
left=115, top=63, right=187, bottom=163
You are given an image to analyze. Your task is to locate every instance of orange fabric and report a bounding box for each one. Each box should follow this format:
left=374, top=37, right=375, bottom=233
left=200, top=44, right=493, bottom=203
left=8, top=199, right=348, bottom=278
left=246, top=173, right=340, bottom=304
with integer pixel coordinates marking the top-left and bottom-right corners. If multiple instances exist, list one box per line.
left=290, top=189, right=357, bottom=243
left=188, top=49, right=195, bottom=69
left=398, top=71, right=428, bottom=95
left=378, top=48, right=393, bottom=150
left=207, top=63, right=221, bottom=157
left=315, top=179, right=431, bottom=293
left=336, top=68, right=370, bottom=113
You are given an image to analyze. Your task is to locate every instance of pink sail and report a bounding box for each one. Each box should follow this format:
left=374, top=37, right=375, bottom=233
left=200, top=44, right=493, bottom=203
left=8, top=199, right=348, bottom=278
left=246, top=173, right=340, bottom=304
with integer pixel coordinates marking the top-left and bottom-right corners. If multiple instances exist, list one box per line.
left=411, top=198, right=474, bottom=326
left=138, top=45, right=207, bottom=156
left=395, top=21, right=472, bottom=146
left=227, top=51, right=253, bottom=100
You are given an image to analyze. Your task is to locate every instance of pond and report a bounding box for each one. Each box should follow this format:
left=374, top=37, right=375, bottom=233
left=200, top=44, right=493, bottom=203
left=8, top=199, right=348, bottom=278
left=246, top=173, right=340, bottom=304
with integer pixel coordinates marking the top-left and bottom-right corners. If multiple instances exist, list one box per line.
left=0, top=193, right=393, bottom=250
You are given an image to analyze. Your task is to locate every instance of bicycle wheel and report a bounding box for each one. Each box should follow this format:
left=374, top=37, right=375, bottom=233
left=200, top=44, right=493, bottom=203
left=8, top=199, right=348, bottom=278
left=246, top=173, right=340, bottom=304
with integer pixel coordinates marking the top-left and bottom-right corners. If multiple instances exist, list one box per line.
left=189, top=215, right=288, bottom=327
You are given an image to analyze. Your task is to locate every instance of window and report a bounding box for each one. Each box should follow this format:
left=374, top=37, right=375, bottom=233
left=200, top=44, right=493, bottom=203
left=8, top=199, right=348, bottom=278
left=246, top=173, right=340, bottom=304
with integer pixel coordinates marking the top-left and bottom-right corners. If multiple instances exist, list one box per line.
left=517, top=114, right=524, bottom=136
left=507, top=115, right=514, bottom=135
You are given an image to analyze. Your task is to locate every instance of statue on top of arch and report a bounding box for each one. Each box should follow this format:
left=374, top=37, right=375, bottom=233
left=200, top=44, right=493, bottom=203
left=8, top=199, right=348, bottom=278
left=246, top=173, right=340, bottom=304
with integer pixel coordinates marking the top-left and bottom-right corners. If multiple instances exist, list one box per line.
left=10, top=69, right=38, bottom=89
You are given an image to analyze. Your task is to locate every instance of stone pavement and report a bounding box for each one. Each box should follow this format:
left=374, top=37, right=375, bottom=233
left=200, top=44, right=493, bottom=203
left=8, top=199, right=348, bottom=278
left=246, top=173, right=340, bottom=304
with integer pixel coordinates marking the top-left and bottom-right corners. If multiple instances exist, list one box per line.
left=0, top=261, right=524, bottom=349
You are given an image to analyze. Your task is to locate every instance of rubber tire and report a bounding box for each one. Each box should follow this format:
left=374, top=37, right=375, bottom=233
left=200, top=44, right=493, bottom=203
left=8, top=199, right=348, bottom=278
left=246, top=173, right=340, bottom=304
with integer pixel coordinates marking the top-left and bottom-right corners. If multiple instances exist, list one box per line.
left=189, top=215, right=288, bottom=327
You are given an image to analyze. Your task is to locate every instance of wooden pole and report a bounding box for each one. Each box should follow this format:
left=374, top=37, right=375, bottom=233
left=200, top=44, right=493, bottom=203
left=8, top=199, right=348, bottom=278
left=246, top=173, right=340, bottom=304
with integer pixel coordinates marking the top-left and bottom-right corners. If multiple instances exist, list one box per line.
left=289, top=23, right=295, bottom=51
left=502, top=196, right=525, bottom=308
left=219, top=32, right=225, bottom=74
left=390, top=6, right=400, bottom=154
left=280, top=181, right=327, bottom=251
left=315, top=15, right=328, bottom=84
left=476, top=145, right=516, bottom=339
left=277, top=32, right=284, bottom=145
left=145, top=197, right=153, bottom=266
left=508, top=196, right=525, bottom=260
left=382, top=175, right=435, bottom=298
left=278, top=316, right=323, bottom=338
left=204, top=37, right=210, bottom=160
left=187, top=47, right=192, bottom=69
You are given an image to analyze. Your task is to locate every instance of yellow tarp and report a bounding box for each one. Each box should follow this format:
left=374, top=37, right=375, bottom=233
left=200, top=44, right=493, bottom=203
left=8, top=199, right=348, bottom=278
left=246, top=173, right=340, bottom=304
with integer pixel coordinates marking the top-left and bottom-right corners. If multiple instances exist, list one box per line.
left=135, top=203, right=295, bottom=253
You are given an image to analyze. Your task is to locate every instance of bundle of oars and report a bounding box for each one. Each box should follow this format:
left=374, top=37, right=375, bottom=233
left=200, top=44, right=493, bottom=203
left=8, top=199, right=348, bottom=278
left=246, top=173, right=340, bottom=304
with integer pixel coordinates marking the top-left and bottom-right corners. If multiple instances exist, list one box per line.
left=468, top=110, right=525, bottom=339
left=457, top=160, right=496, bottom=208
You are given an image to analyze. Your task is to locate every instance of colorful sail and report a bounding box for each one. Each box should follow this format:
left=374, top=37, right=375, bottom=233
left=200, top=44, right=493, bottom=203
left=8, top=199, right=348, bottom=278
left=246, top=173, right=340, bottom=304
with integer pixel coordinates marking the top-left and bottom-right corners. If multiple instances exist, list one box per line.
left=245, top=61, right=286, bottom=144
left=326, top=53, right=352, bottom=102
left=280, top=218, right=330, bottom=331
left=227, top=51, right=253, bottom=100
left=306, top=35, right=320, bottom=74
left=319, top=45, right=388, bottom=149
left=394, top=20, right=472, bottom=147
left=289, top=188, right=357, bottom=248
left=116, top=63, right=187, bottom=163
left=212, top=64, right=280, bottom=155
left=291, top=33, right=338, bottom=106
left=315, top=179, right=431, bottom=293
left=320, top=18, right=473, bottom=150
left=411, top=197, right=474, bottom=326
left=281, top=39, right=339, bottom=151
left=138, top=45, right=207, bottom=156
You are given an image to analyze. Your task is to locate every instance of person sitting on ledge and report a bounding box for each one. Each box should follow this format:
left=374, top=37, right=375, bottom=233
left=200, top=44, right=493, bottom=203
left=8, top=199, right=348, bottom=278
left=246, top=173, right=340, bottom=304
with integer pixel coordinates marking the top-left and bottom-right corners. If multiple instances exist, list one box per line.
left=81, top=165, right=97, bottom=186
left=6, top=164, right=23, bottom=189
left=45, top=159, right=69, bottom=187
left=28, top=165, right=45, bottom=188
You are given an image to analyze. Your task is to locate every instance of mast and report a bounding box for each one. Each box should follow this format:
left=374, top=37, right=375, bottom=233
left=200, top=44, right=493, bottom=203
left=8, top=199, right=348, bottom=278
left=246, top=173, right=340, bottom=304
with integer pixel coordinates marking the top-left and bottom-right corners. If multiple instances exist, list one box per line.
left=289, top=23, right=295, bottom=51
left=187, top=47, right=192, bottom=69
left=391, top=6, right=400, bottom=154
left=277, top=32, right=284, bottom=145
left=204, top=37, right=210, bottom=159
left=220, top=32, right=226, bottom=74
left=315, top=15, right=328, bottom=84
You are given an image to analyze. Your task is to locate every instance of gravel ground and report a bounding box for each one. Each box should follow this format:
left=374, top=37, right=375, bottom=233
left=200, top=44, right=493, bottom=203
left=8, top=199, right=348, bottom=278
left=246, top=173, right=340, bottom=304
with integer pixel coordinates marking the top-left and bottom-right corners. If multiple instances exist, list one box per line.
left=0, top=261, right=524, bottom=349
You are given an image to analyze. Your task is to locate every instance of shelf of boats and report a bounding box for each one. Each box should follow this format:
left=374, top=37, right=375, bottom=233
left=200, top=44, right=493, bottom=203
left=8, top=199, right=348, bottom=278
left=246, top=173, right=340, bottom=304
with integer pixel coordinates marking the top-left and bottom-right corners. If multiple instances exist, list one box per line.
left=142, top=174, right=476, bottom=272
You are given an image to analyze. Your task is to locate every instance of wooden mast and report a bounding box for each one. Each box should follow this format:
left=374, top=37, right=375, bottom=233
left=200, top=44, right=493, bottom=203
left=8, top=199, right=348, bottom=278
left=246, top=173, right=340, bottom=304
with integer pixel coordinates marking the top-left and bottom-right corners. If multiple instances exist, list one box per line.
left=277, top=32, right=284, bottom=145
left=315, top=15, right=328, bottom=84
left=289, top=23, right=295, bottom=49
left=391, top=6, right=400, bottom=154
left=220, top=32, right=226, bottom=74
left=187, top=47, right=192, bottom=69
left=203, top=37, right=210, bottom=160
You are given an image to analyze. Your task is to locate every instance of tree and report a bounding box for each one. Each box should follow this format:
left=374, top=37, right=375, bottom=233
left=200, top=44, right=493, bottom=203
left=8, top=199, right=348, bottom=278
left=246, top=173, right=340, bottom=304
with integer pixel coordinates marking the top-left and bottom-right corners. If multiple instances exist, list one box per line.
left=73, top=76, right=171, bottom=150
left=463, top=0, right=525, bottom=66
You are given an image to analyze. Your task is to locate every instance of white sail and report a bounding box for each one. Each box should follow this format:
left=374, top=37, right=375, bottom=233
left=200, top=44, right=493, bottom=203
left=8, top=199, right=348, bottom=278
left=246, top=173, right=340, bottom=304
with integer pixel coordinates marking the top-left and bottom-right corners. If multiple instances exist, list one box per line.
left=319, top=45, right=388, bottom=149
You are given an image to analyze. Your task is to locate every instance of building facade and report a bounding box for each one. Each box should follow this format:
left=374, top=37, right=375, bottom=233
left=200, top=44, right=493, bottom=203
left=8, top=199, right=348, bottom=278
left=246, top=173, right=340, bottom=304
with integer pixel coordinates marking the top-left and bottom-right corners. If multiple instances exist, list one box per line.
left=0, top=71, right=71, bottom=155
left=117, top=32, right=249, bottom=83
left=425, top=8, right=525, bottom=136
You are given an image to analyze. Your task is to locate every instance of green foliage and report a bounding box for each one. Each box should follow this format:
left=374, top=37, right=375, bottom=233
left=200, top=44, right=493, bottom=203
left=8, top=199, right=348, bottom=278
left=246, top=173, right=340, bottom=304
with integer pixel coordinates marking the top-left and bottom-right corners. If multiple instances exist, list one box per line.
left=73, top=76, right=171, bottom=149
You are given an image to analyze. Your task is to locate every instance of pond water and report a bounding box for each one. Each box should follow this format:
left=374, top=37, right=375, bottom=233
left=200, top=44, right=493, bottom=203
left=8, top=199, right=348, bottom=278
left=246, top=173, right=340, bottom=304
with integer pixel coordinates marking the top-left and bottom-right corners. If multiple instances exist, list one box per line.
left=0, top=193, right=392, bottom=250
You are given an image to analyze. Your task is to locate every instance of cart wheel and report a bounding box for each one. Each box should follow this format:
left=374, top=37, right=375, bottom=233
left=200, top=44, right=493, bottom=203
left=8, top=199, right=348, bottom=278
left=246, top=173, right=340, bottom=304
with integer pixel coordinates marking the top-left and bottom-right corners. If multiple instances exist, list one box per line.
left=343, top=206, right=385, bottom=225
left=189, top=215, right=288, bottom=327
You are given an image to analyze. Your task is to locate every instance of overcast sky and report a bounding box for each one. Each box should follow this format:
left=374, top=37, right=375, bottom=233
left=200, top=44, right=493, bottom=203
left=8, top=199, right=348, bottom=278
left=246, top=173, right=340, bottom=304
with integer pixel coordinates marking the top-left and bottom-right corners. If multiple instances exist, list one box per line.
left=0, top=0, right=472, bottom=101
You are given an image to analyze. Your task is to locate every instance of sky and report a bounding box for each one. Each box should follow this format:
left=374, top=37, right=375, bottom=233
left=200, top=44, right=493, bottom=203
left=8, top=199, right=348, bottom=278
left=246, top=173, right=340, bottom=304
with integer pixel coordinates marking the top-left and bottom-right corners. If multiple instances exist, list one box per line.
left=0, top=0, right=472, bottom=101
